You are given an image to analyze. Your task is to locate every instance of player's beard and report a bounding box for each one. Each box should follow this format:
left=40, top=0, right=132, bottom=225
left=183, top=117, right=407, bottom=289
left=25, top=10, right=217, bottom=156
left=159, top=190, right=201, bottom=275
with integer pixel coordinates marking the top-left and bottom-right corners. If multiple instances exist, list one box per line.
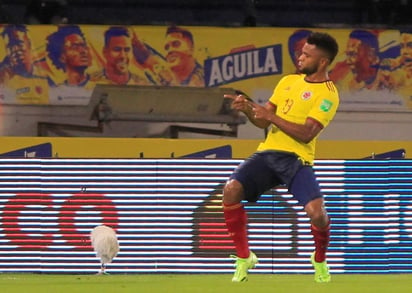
left=299, top=63, right=318, bottom=76
left=115, top=61, right=129, bottom=75
left=74, top=65, right=88, bottom=74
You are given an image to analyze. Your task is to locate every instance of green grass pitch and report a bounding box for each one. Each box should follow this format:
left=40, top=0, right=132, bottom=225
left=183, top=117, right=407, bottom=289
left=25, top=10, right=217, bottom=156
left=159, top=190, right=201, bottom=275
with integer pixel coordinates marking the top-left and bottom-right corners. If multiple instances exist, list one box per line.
left=0, top=274, right=410, bottom=293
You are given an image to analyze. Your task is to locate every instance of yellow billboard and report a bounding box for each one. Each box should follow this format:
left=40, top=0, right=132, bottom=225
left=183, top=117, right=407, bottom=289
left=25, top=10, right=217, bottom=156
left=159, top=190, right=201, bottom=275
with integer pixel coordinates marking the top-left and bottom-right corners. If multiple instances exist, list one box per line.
left=0, top=25, right=411, bottom=112
left=0, top=137, right=410, bottom=159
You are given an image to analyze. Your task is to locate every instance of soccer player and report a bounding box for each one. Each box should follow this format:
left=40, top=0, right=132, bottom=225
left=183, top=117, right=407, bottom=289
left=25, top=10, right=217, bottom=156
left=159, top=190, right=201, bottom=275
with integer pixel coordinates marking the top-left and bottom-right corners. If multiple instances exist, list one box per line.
left=223, top=32, right=339, bottom=283
left=380, top=29, right=412, bottom=109
left=93, top=26, right=147, bottom=85
left=47, top=25, right=91, bottom=86
left=163, top=25, right=204, bottom=86
left=132, top=25, right=204, bottom=86
left=46, top=25, right=94, bottom=105
left=0, top=24, right=50, bottom=104
left=329, top=29, right=380, bottom=91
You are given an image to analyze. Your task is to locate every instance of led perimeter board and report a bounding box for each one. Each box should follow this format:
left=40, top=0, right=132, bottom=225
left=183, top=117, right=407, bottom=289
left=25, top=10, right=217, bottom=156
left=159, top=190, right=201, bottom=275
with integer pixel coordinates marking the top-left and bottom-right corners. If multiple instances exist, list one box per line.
left=0, top=158, right=411, bottom=274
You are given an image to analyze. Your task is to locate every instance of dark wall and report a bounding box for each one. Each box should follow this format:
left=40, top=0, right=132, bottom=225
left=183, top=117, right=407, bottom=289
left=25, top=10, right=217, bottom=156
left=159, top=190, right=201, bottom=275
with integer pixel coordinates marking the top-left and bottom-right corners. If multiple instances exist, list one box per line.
left=0, top=0, right=410, bottom=27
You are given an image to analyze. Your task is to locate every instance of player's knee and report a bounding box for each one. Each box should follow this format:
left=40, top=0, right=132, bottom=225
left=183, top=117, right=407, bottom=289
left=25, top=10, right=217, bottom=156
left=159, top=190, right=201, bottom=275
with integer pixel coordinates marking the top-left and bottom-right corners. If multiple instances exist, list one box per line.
left=223, top=179, right=244, bottom=205
left=308, top=207, right=329, bottom=228
left=305, top=198, right=329, bottom=226
left=310, top=212, right=329, bottom=228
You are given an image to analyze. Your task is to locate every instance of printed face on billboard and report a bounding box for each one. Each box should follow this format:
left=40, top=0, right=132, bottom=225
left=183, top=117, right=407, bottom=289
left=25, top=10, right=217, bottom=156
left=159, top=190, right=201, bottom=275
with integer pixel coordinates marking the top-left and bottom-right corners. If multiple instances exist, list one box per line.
left=61, top=33, right=91, bottom=69
left=104, top=35, right=132, bottom=75
left=165, top=32, right=193, bottom=70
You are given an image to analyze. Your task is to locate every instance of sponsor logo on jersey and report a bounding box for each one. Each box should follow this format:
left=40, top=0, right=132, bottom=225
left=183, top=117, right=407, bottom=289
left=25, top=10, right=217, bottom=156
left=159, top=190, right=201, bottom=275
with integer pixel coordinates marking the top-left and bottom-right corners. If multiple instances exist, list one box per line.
left=35, top=86, right=43, bottom=94
left=320, top=99, right=333, bottom=112
left=16, top=87, right=30, bottom=95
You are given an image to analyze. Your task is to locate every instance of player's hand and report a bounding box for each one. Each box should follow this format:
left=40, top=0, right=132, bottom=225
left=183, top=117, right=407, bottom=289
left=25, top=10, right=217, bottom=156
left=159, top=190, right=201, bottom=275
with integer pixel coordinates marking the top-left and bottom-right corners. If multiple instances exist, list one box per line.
left=9, top=48, right=25, bottom=67
left=224, top=93, right=253, bottom=113
left=131, top=30, right=150, bottom=64
left=252, top=103, right=274, bottom=121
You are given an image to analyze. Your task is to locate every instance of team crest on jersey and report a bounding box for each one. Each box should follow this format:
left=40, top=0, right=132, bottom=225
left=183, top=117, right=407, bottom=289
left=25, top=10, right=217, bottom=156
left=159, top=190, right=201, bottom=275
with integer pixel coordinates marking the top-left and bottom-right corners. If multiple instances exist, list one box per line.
left=35, top=86, right=43, bottom=94
left=301, top=91, right=312, bottom=100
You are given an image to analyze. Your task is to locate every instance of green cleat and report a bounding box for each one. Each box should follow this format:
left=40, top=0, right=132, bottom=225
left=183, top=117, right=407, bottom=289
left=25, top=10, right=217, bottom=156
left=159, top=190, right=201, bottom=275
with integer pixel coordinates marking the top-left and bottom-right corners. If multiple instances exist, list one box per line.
left=311, top=252, right=331, bottom=283
left=230, top=251, right=258, bottom=282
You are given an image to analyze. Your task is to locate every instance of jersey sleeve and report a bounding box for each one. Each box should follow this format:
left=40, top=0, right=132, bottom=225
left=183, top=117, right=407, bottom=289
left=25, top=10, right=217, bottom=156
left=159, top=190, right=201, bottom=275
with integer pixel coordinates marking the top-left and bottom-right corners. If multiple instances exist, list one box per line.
left=308, top=88, right=339, bottom=128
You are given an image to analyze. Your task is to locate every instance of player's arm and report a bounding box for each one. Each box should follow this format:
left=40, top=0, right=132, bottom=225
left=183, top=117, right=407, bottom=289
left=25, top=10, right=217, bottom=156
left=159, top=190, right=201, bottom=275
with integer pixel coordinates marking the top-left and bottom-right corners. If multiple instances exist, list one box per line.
left=253, top=102, right=323, bottom=143
left=270, top=115, right=323, bottom=144
left=131, top=30, right=156, bottom=67
left=0, top=56, right=12, bottom=82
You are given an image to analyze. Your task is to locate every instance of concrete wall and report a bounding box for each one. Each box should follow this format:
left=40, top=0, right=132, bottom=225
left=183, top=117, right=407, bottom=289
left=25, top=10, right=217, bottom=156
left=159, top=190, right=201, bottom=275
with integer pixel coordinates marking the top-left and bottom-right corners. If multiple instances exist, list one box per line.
left=1, top=103, right=411, bottom=141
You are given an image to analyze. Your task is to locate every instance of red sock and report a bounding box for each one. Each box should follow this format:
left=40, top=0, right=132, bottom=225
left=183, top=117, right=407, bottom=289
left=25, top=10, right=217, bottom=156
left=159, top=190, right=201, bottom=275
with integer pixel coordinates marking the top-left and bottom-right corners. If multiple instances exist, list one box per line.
left=223, top=203, right=250, bottom=258
left=311, top=221, right=330, bottom=263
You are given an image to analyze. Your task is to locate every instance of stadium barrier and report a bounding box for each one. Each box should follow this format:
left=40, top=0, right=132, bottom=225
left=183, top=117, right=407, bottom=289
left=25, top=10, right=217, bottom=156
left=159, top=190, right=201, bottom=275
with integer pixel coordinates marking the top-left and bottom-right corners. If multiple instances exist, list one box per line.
left=37, top=85, right=247, bottom=138
left=0, top=158, right=411, bottom=274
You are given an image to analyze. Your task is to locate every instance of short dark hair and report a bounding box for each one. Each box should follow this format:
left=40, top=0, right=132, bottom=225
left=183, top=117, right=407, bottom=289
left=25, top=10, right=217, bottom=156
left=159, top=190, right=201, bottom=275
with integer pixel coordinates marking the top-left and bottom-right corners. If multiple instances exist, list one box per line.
left=400, top=29, right=412, bottom=35
left=166, top=25, right=194, bottom=46
left=349, top=29, right=378, bottom=53
left=46, top=25, right=85, bottom=71
left=1, top=25, right=29, bottom=48
left=104, top=26, right=130, bottom=48
left=288, top=29, right=312, bottom=61
left=307, top=32, right=339, bottom=64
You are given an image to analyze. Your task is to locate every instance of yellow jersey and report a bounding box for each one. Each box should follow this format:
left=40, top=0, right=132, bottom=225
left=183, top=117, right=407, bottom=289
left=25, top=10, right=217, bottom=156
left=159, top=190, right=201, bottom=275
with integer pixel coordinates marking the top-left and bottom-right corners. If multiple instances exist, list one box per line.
left=0, top=61, right=50, bottom=105
left=257, top=74, right=339, bottom=164
left=90, top=70, right=147, bottom=85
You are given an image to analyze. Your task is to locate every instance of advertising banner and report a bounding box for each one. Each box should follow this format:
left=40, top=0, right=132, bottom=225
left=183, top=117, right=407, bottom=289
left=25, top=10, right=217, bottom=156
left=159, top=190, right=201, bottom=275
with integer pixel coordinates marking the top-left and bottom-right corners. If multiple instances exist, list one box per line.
left=0, top=25, right=411, bottom=111
left=0, top=158, right=411, bottom=273
left=0, top=137, right=410, bottom=159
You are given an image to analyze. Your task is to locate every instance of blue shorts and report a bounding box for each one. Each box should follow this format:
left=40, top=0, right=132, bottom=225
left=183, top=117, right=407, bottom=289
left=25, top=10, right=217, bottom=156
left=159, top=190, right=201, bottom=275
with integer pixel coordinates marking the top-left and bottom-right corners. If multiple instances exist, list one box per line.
left=229, top=150, right=322, bottom=206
